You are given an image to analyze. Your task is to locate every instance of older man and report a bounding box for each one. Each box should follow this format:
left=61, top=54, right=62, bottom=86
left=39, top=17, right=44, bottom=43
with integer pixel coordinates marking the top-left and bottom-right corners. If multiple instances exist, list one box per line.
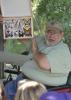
left=0, top=21, right=71, bottom=86
left=23, top=21, right=71, bottom=74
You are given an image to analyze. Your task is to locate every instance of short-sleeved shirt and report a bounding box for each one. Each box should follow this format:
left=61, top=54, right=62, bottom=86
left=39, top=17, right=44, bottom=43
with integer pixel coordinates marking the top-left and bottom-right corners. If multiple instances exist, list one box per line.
left=36, top=36, right=71, bottom=74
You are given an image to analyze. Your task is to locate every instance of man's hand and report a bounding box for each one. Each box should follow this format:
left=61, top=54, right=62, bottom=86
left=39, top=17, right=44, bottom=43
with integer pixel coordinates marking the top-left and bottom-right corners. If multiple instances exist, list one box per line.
left=17, top=38, right=29, bottom=43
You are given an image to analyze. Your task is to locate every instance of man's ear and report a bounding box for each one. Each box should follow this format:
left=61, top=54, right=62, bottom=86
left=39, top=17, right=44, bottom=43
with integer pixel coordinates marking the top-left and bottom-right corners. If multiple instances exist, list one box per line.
left=61, top=32, right=64, bottom=37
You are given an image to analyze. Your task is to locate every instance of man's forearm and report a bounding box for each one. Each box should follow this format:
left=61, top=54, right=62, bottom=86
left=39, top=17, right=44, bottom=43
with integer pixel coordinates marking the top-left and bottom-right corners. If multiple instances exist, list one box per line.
left=32, top=37, right=51, bottom=70
left=33, top=52, right=51, bottom=70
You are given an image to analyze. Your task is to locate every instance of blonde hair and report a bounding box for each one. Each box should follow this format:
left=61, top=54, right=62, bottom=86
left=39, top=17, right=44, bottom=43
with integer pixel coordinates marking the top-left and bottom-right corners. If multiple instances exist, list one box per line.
left=15, top=79, right=47, bottom=100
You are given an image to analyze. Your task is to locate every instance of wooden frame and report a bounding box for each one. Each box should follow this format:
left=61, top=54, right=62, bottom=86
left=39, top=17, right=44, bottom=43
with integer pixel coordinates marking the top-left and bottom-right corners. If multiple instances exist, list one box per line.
left=3, top=17, right=33, bottom=39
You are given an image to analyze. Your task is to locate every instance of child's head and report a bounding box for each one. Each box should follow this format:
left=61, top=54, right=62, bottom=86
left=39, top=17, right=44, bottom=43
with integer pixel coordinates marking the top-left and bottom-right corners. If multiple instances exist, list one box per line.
left=15, top=80, right=47, bottom=100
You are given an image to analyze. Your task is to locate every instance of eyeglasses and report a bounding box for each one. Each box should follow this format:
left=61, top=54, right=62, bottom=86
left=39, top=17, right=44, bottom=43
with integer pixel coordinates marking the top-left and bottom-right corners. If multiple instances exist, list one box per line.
left=45, top=29, right=61, bottom=35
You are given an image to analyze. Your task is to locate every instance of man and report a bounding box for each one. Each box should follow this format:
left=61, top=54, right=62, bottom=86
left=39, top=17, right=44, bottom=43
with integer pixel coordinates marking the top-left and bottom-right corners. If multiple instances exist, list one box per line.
left=18, top=21, right=71, bottom=86
left=21, top=21, right=71, bottom=74
left=0, top=21, right=71, bottom=86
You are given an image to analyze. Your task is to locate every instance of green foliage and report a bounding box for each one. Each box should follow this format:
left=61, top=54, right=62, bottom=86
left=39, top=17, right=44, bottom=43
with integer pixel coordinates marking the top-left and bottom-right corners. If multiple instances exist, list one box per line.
left=36, top=0, right=71, bottom=22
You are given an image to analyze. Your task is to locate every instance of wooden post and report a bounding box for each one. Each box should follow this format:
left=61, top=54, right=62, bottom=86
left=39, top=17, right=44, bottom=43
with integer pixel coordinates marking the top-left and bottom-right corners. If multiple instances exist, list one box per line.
left=0, top=9, right=4, bottom=79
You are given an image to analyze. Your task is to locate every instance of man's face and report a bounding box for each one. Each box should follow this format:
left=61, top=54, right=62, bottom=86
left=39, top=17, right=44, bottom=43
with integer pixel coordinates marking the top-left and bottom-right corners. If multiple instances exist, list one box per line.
left=45, top=28, right=64, bottom=46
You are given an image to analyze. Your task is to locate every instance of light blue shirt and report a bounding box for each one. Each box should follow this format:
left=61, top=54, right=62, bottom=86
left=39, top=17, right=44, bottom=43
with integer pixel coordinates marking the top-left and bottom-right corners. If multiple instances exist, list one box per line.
left=36, top=35, right=71, bottom=74
left=19, top=36, right=71, bottom=86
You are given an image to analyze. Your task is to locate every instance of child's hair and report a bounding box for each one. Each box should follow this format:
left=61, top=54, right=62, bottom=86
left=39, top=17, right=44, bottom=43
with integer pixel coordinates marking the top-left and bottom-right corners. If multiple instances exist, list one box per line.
left=15, top=79, right=47, bottom=100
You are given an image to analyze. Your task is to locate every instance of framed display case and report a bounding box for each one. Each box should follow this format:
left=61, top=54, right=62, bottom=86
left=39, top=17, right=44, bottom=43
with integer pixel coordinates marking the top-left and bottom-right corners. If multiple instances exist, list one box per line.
left=3, top=17, right=33, bottom=39
left=0, top=0, right=33, bottom=39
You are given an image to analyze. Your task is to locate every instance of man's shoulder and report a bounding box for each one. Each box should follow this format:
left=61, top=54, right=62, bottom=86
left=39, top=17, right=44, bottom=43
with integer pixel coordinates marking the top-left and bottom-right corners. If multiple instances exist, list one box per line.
left=54, top=41, right=71, bottom=55
left=59, top=41, right=70, bottom=50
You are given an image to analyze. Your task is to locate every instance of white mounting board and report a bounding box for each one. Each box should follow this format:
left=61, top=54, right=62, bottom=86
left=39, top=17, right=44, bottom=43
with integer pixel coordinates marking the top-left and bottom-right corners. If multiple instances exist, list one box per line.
left=0, top=0, right=32, bottom=17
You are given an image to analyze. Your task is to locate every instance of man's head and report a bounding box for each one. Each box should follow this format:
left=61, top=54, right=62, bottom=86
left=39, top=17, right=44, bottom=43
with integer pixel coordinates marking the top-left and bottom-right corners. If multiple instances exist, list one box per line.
left=45, top=21, right=64, bottom=46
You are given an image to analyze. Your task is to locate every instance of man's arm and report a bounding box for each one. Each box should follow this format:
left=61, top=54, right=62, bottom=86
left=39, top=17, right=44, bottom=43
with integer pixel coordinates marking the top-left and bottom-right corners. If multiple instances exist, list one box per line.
left=0, top=51, right=30, bottom=66
left=32, top=38, right=51, bottom=70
